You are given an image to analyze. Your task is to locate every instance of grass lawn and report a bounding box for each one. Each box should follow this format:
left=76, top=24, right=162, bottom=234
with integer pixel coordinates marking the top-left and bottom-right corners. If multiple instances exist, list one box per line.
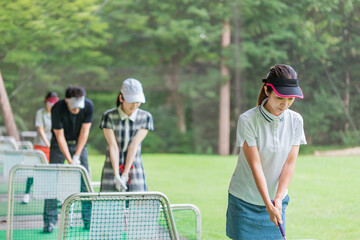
left=88, top=153, right=359, bottom=240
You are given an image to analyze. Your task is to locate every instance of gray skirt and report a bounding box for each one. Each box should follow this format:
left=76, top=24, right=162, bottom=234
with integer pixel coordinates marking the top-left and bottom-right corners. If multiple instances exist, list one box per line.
left=226, top=193, right=289, bottom=240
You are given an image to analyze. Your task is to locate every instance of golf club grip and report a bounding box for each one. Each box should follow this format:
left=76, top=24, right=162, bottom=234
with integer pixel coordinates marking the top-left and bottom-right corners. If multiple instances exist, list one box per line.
left=278, top=223, right=286, bottom=239
left=271, top=200, right=286, bottom=239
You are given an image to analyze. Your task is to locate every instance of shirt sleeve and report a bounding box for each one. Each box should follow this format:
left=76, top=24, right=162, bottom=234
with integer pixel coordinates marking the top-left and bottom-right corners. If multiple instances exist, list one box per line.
left=83, top=99, right=94, bottom=123
left=35, top=109, right=44, bottom=127
left=51, top=104, right=63, bottom=130
left=99, top=111, right=113, bottom=129
left=236, top=115, right=257, bottom=147
left=292, top=114, right=307, bottom=145
left=140, top=112, right=154, bottom=131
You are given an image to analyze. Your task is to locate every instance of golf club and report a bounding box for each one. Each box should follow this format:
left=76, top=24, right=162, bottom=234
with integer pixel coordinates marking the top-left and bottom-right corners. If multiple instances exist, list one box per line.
left=272, top=200, right=287, bottom=240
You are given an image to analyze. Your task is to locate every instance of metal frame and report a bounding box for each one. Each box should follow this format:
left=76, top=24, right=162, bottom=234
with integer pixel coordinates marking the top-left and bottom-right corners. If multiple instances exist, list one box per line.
left=0, top=149, right=47, bottom=177
left=30, top=149, right=47, bottom=162
left=0, top=136, right=16, bottom=142
left=0, top=149, right=48, bottom=226
left=16, top=141, right=34, bottom=150
left=58, top=192, right=179, bottom=240
left=0, top=149, right=47, bottom=162
left=0, top=138, right=18, bottom=151
left=171, top=204, right=202, bottom=240
left=6, top=164, right=93, bottom=240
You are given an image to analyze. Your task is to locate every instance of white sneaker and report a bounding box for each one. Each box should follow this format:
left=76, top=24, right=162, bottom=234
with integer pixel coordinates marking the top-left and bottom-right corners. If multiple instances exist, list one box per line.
left=22, top=194, right=30, bottom=204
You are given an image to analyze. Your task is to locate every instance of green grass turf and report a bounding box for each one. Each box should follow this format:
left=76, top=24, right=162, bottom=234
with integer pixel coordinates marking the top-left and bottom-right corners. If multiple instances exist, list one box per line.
left=286, top=155, right=360, bottom=240
left=1, top=154, right=359, bottom=239
left=0, top=200, right=45, bottom=216
left=0, top=182, right=7, bottom=193
left=0, top=227, right=92, bottom=240
left=87, top=153, right=360, bottom=240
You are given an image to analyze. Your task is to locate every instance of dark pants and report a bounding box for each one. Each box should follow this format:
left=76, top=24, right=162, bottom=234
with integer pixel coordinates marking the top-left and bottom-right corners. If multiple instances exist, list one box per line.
left=25, top=177, right=33, bottom=193
left=43, top=144, right=91, bottom=226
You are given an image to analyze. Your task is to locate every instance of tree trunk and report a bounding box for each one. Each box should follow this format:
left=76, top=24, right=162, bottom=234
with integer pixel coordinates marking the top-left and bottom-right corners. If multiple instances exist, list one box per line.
left=218, top=21, right=231, bottom=156
left=168, top=57, right=186, bottom=133
left=233, top=0, right=244, bottom=118
left=171, top=89, right=186, bottom=133
left=232, top=0, right=244, bottom=155
left=0, top=70, right=20, bottom=140
left=344, top=68, right=350, bottom=131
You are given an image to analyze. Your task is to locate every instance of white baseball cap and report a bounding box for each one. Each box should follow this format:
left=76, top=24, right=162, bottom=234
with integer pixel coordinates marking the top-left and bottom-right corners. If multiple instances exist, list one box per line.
left=67, top=96, right=85, bottom=109
left=120, top=78, right=145, bottom=103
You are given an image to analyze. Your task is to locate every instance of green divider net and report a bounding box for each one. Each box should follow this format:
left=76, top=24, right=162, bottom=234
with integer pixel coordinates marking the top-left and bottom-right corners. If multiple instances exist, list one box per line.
left=7, top=165, right=92, bottom=240
left=61, top=194, right=175, bottom=240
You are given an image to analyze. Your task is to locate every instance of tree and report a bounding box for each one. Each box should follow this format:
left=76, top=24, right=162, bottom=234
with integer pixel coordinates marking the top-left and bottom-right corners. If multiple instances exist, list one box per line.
left=285, top=0, right=360, bottom=144
left=0, top=0, right=111, bottom=132
left=99, top=0, right=225, bottom=133
left=218, top=21, right=231, bottom=155
left=0, top=72, right=19, bottom=139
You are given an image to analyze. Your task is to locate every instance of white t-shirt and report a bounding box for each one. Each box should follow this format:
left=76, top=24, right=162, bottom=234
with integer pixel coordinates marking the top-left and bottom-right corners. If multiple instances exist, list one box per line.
left=228, top=99, right=307, bottom=205
left=34, top=108, right=52, bottom=147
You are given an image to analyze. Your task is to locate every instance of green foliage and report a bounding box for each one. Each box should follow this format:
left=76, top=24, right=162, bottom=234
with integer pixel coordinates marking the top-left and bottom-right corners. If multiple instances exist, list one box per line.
left=86, top=90, right=118, bottom=154
left=99, top=0, right=225, bottom=68
left=340, top=130, right=360, bottom=147
left=144, top=104, right=195, bottom=153
left=0, top=0, right=112, bottom=137
left=86, top=90, right=196, bottom=154
left=0, top=0, right=111, bottom=67
left=297, top=88, right=345, bottom=145
left=141, top=131, right=167, bottom=153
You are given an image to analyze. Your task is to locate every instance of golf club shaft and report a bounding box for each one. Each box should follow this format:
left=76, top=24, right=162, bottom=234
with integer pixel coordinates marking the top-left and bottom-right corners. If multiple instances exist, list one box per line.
left=279, top=224, right=287, bottom=240
left=271, top=200, right=287, bottom=240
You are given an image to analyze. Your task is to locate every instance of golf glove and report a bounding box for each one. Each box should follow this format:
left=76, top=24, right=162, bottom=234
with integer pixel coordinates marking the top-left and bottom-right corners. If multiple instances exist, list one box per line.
left=114, top=175, right=128, bottom=191
left=120, top=173, right=129, bottom=184
left=73, top=154, right=81, bottom=165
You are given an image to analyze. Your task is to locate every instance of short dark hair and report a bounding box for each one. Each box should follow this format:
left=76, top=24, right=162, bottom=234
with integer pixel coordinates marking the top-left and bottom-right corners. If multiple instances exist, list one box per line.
left=45, top=91, right=58, bottom=99
left=65, top=86, right=86, bottom=98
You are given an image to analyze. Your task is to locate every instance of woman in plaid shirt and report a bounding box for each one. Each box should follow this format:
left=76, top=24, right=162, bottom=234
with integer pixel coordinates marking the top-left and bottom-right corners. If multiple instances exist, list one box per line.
left=99, top=78, right=154, bottom=192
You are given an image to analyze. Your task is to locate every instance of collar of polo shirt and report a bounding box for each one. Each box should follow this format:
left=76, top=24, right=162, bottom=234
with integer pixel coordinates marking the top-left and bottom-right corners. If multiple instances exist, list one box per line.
left=117, top=106, right=138, bottom=121
left=259, top=98, right=285, bottom=122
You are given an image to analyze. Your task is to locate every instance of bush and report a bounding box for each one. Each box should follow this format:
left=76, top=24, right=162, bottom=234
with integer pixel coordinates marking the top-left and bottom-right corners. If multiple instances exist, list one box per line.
left=340, top=130, right=360, bottom=147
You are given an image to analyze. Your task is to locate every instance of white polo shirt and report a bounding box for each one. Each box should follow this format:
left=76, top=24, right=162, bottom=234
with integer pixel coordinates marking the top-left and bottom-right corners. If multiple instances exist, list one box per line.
left=228, top=98, right=307, bottom=206
left=34, top=108, right=52, bottom=147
